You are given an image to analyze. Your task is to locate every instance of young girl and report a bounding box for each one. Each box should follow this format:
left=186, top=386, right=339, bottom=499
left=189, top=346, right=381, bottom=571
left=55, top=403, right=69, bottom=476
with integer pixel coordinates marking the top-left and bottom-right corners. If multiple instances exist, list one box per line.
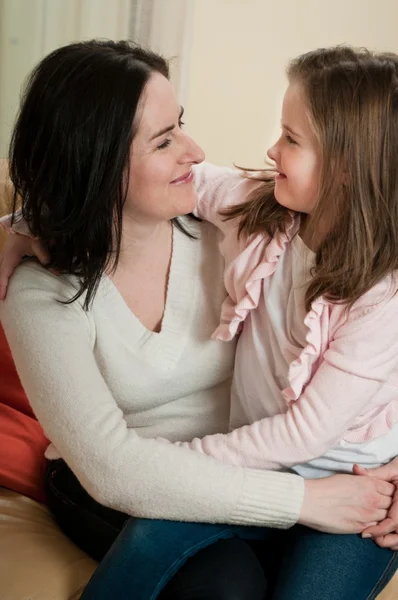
left=179, top=47, right=398, bottom=481
left=2, top=45, right=398, bottom=599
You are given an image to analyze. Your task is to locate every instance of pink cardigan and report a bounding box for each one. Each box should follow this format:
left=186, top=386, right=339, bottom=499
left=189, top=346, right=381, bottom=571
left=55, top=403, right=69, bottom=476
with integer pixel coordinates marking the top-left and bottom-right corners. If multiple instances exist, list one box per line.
left=176, top=163, right=398, bottom=470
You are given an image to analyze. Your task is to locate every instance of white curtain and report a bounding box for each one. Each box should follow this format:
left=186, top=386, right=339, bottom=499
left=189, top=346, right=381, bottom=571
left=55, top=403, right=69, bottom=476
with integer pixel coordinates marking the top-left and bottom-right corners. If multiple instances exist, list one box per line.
left=0, top=0, right=192, bottom=156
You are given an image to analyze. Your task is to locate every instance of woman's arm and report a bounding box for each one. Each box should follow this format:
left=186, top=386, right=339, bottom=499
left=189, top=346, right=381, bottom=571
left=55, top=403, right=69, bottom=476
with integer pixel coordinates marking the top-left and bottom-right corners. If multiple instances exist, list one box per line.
left=175, top=290, right=398, bottom=469
left=0, top=261, right=304, bottom=528
left=0, top=232, right=50, bottom=299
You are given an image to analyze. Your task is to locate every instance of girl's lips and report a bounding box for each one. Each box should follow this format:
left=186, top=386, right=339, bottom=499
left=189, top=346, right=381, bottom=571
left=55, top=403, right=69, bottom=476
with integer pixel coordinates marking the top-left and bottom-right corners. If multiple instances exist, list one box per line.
left=170, top=171, right=193, bottom=184
left=275, top=172, right=287, bottom=180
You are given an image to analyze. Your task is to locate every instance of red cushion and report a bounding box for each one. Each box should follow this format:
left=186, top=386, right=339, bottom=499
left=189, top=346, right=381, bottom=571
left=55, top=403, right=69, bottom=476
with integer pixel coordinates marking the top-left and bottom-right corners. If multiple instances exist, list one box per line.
left=0, top=324, right=48, bottom=503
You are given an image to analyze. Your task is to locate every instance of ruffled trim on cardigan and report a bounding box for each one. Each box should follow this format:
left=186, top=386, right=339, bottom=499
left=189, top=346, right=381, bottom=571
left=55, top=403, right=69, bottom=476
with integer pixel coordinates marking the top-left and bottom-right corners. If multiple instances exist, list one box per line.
left=282, top=297, right=327, bottom=403
left=212, top=217, right=299, bottom=341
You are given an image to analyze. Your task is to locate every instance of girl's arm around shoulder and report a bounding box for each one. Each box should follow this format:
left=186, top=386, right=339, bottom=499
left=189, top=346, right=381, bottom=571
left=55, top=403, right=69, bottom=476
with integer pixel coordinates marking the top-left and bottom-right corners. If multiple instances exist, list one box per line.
left=193, top=162, right=260, bottom=230
left=0, top=261, right=303, bottom=528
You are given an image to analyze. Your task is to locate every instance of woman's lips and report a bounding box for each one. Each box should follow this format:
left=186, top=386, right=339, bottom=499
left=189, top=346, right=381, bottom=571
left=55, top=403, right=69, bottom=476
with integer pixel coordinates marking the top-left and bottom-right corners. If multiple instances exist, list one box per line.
left=170, top=171, right=193, bottom=184
left=275, top=172, right=287, bottom=180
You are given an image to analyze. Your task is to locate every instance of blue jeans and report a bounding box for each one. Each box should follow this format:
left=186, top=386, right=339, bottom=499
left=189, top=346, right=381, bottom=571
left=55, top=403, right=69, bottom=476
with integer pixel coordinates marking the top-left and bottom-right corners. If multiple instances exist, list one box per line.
left=81, top=517, right=398, bottom=600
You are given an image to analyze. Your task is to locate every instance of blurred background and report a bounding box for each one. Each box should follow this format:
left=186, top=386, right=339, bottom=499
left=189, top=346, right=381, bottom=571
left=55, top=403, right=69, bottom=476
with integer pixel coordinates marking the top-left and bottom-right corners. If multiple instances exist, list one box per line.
left=1, top=0, right=398, bottom=166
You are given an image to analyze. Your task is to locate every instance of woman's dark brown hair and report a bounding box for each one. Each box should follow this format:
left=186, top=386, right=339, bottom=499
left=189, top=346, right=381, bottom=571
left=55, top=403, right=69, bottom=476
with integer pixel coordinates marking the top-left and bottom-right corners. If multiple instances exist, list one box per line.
left=9, top=40, right=195, bottom=309
left=225, top=46, right=398, bottom=309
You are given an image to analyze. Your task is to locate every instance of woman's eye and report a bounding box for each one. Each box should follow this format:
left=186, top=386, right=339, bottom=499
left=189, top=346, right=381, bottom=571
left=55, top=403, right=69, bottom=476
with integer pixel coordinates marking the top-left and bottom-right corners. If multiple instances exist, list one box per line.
left=286, top=134, right=296, bottom=145
left=157, top=120, right=185, bottom=149
left=157, top=138, right=172, bottom=150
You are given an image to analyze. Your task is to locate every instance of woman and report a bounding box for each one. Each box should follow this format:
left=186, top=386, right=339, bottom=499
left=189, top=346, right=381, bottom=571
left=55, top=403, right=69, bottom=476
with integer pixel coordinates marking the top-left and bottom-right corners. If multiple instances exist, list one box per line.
left=0, top=40, right=395, bottom=599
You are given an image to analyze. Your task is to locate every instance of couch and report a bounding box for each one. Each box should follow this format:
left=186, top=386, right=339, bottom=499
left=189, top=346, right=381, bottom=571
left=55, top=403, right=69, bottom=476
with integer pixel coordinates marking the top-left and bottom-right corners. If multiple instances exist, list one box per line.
left=0, top=158, right=397, bottom=599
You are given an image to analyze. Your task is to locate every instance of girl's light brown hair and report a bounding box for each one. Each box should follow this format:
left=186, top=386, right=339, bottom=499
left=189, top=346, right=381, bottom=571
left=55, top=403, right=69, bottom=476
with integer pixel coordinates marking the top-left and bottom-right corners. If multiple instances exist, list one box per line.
left=224, top=46, right=398, bottom=310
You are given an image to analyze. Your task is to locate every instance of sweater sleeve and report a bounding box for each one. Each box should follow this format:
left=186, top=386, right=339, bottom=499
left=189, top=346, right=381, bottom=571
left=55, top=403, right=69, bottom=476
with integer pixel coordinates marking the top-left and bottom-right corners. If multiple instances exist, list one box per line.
left=176, top=285, right=398, bottom=469
left=0, top=261, right=304, bottom=527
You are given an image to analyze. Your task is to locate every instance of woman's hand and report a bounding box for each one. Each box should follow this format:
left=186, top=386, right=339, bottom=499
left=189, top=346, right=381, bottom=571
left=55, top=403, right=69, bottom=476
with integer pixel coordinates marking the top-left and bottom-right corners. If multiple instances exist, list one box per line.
left=0, top=233, right=50, bottom=299
left=299, top=473, right=394, bottom=535
left=353, top=460, right=398, bottom=550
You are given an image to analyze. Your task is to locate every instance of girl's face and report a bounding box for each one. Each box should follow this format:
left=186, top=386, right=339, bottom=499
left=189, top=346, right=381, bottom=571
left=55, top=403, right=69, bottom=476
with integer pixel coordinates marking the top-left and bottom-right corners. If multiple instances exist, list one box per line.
left=267, top=82, right=320, bottom=215
left=125, top=73, right=205, bottom=224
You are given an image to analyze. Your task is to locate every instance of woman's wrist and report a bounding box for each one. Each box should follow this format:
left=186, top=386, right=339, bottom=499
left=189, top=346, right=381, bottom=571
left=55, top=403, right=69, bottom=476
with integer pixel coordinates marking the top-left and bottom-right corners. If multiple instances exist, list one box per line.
left=297, top=473, right=394, bottom=535
left=298, top=479, right=319, bottom=529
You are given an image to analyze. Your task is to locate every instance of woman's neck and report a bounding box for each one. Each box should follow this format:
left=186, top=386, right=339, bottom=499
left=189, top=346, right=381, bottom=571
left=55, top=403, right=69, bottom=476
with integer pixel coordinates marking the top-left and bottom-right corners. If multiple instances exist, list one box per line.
left=117, top=217, right=172, bottom=268
left=109, top=218, right=173, bottom=332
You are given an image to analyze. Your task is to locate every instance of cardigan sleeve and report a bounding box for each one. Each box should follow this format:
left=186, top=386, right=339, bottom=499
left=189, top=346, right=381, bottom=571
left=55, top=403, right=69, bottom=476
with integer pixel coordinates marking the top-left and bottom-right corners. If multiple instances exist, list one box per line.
left=193, top=162, right=258, bottom=228
left=176, top=284, right=398, bottom=469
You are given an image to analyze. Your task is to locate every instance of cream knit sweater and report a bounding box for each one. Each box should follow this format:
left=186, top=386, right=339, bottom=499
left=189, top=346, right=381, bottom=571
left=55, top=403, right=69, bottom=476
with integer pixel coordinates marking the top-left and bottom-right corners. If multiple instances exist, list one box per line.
left=0, top=217, right=304, bottom=527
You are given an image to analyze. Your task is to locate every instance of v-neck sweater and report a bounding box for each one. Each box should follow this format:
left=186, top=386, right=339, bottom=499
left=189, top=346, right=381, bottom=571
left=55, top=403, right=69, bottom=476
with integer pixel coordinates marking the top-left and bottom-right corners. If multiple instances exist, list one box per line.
left=0, top=217, right=304, bottom=527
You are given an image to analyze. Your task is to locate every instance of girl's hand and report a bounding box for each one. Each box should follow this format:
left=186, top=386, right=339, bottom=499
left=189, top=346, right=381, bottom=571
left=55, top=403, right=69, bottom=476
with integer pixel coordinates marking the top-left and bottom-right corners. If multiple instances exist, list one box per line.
left=353, top=457, right=398, bottom=483
left=299, top=473, right=394, bottom=535
left=0, top=233, right=50, bottom=299
left=354, top=461, right=398, bottom=550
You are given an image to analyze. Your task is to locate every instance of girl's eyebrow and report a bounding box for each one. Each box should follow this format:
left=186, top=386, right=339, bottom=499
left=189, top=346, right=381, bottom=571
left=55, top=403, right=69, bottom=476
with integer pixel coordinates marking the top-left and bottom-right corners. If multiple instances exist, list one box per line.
left=150, top=107, right=184, bottom=141
left=282, top=123, right=303, bottom=138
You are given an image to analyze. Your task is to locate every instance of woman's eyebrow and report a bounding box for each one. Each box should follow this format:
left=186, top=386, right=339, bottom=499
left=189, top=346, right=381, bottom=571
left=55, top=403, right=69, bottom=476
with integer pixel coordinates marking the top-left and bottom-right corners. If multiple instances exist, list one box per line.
left=150, top=107, right=184, bottom=141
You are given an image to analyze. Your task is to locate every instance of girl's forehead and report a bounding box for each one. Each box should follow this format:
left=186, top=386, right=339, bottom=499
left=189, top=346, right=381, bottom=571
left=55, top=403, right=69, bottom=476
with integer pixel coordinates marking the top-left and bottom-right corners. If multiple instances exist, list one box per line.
left=282, top=83, right=313, bottom=137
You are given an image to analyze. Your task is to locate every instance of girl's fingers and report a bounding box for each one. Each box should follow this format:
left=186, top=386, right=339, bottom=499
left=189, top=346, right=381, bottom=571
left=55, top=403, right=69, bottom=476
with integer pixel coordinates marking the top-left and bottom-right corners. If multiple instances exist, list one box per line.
left=362, top=518, right=397, bottom=538
left=373, top=533, right=398, bottom=549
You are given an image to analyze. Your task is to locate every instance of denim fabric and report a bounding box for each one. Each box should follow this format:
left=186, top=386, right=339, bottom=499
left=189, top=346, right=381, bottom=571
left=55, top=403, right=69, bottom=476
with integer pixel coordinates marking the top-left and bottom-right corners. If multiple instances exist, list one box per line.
left=81, top=517, right=266, bottom=600
left=46, top=460, right=398, bottom=600
left=46, top=459, right=128, bottom=561
left=268, top=525, right=398, bottom=600
left=81, top=517, right=398, bottom=600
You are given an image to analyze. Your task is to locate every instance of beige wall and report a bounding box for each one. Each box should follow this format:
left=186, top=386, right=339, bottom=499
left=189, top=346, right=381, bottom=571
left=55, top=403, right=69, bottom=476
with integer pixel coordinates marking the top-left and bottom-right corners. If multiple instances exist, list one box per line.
left=184, top=0, right=398, bottom=167
left=0, top=0, right=133, bottom=157
left=0, top=0, right=190, bottom=158
left=3, top=0, right=398, bottom=167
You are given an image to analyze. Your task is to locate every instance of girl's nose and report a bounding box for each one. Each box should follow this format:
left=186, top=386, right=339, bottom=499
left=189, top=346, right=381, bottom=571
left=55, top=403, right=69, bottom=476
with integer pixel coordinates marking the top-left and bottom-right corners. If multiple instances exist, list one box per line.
left=267, top=143, right=278, bottom=162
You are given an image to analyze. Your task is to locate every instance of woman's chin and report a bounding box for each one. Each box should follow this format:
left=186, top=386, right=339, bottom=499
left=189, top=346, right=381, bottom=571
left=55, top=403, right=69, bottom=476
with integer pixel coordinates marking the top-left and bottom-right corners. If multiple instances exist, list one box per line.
left=174, top=193, right=198, bottom=217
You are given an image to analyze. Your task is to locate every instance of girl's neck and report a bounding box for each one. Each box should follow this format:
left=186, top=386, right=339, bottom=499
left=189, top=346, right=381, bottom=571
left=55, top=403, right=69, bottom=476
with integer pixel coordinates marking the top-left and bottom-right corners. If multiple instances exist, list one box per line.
left=299, top=213, right=330, bottom=252
left=299, top=215, right=315, bottom=250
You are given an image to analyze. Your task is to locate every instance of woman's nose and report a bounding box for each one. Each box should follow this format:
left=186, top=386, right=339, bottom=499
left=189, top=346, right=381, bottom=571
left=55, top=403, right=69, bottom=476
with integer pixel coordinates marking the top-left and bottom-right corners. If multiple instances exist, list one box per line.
left=183, top=134, right=205, bottom=165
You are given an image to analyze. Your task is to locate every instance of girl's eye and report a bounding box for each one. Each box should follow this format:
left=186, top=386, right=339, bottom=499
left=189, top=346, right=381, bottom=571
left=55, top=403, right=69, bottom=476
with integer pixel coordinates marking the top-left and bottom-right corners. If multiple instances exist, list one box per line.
left=157, top=138, right=172, bottom=150
left=179, top=120, right=185, bottom=128
left=286, top=134, right=296, bottom=145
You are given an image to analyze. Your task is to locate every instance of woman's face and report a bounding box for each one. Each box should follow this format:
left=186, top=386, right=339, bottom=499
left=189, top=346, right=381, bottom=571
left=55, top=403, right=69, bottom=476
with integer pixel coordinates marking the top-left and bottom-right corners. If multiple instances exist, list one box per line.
left=125, top=73, right=205, bottom=224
